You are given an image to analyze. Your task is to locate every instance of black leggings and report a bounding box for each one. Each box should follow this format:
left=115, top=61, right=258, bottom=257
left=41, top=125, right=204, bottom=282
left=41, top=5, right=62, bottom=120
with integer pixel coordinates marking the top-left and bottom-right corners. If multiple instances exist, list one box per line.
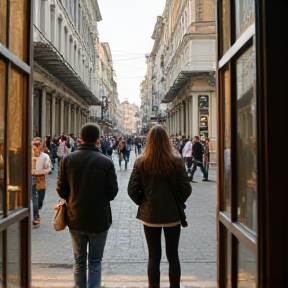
left=143, top=224, right=181, bottom=288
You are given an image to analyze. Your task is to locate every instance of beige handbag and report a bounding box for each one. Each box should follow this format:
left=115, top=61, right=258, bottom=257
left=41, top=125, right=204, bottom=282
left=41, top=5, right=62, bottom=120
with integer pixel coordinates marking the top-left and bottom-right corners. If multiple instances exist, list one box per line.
left=53, top=200, right=67, bottom=231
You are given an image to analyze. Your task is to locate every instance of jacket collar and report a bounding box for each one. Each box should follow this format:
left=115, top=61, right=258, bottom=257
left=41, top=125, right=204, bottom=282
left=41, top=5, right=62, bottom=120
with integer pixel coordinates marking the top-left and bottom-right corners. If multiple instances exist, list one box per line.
left=77, top=143, right=100, bottom=152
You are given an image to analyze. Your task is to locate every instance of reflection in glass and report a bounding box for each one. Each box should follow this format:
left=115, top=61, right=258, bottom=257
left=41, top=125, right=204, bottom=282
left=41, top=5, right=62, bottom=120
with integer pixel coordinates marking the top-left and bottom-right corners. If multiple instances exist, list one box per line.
left=0, top=232, right=3, bottom=284
left=7, top=222, right=20, bottom=287
left=236, top=43, right=257, bottom=232
left=221, top=0, right=230, bottom=56
left=0, top=60, right=5, bottom=218
left=7, top=67, right=25, bottom=213
left=9, top=0, right=28, bottom=62
left=0, top=0, right=7, bottom=45
left=235, top=0, right=254, bottom=40
left=238, top=242, right=256, bottom=287
left=223, top=68, right=231, bottom=214
left=226, top=231, right=231, bottom=288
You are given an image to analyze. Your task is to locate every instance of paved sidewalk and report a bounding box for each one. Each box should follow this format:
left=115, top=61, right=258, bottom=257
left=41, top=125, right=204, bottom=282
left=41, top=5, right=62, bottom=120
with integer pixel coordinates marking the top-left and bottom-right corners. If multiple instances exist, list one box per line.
left=32, top=151, right=217, bottom=288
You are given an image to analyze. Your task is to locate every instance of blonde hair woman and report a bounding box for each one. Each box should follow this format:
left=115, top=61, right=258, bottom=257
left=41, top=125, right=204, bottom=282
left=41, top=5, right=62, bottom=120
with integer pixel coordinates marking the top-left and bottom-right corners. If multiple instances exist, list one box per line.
left=128, top=125, right=192, bottom=288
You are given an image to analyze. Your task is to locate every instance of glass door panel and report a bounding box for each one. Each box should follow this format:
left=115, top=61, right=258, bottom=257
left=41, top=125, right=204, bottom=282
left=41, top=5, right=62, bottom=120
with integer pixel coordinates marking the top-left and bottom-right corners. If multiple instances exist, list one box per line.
left=236, top=43, right=257, bottom=232
left=7, top=67, right=25, bottom=213
left=0, top=0, right=7, bottom=45
left=9, top=0, right=29, bottom=62
left=7, top=222, right=20, bottom=288
left=221, top=0, right=231, bottom=56
left=235, top=0, right=255, bottom=40
left=223, top=67, right=231, bottom=215
left=0, top=60, right=5, bottom=218
left=238, top=241, right=257, bottom=287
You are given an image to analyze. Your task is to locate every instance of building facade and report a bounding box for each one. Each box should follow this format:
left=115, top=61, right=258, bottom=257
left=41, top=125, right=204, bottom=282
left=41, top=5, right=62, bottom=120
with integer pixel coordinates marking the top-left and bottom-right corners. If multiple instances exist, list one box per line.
left=89, top=41, right=120, bottom=136
left=141, top=0, right=216, bottom=160
left=33, top=0, right=102, bottom=138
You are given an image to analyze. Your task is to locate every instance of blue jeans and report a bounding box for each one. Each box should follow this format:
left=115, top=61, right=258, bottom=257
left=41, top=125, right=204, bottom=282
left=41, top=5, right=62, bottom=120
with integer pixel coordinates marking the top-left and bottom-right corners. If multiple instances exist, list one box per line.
left=32, top=177, right=46, bottom=220
left=70, top=229, right=108, bottom=288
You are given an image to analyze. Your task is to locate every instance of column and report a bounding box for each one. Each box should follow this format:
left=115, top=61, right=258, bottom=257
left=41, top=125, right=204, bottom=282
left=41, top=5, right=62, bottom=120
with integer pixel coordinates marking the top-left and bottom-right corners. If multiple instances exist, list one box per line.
left=41, top=87, right=47, bottom=137
left=193, top=95, right=198, bottom=137
left=74, top=106, right=77, bottom=135
left=51, top=93, right=56, bottom=137
left=185, top=99, right=189, bottom=137
left=190, top=96, right=193, bottom=138
left=180, top=103, right=184, bottom=135
left=60, top=98, right=64, bottom=134
left=67, top=102, right=71, bottom=134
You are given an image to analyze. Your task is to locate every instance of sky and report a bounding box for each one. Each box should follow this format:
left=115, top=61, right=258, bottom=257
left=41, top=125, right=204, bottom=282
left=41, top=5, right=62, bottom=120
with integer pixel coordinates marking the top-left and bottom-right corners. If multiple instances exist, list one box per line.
left=97, top=0, right=166, bottom=106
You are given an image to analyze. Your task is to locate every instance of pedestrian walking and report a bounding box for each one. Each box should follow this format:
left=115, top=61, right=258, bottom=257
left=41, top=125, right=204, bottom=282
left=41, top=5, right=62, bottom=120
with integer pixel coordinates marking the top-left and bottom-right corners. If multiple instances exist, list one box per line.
left=127, top=125, right=192, bottom=288
left=203, top=137, right=210, bottom=180
left=56, top=123, right=119, bottom=288
left=31, top=137, right=52, bottom=228
left=189, top=135, right=208, bottom=181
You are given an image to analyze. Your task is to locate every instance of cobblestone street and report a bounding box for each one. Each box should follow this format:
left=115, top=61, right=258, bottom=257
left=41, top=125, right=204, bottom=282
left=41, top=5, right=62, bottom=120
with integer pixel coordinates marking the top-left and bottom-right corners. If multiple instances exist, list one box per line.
left=31, top=151, right=217, bottom=288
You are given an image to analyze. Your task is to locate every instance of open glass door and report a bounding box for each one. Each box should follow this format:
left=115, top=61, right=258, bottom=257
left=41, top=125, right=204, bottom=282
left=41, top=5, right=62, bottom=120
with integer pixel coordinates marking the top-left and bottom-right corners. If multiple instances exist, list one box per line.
left=0, top=0, right=32, bottom=286
left=216, top=0, right=258, bottom=286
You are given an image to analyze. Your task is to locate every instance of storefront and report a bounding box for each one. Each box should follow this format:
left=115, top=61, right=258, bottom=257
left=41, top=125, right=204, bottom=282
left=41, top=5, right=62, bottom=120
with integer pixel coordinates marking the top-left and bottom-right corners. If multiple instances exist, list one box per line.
left=0, top=0, right=32, bottom=286
left=216, top=0, right=287, bottom=287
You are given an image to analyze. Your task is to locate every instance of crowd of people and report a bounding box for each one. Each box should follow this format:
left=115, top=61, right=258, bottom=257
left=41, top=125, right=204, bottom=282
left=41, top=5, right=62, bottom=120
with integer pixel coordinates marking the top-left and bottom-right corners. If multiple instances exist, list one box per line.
left=31, top=126, right=211, bottom=288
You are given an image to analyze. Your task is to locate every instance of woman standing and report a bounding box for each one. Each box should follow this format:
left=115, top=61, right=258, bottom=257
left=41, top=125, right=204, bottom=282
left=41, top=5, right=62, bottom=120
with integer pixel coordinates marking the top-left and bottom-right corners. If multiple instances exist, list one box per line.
left=127, top=125, right=192, bottom=288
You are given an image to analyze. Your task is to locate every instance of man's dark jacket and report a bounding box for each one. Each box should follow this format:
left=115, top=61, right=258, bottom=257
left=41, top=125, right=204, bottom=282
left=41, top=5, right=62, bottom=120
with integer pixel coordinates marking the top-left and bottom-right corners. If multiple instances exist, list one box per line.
left=127, top=156, right=192, bottom=224
left=192, top=141, right=204, bottom=161
left=56, top=143, right=118, bottom=233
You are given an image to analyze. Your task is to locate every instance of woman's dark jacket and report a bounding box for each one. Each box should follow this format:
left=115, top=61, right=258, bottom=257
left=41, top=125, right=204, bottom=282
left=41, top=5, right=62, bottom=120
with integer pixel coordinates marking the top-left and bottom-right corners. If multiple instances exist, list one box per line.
left=127, top=156, right=192, bottom=224
left=56, top=143, right=118, bottom=233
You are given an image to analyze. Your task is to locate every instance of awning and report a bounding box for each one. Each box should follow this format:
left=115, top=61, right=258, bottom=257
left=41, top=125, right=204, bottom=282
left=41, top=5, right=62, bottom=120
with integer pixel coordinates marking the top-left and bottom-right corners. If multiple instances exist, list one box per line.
left=34, top=42, right=101, bottom=105
left=161, top=70, right=214, bottom=103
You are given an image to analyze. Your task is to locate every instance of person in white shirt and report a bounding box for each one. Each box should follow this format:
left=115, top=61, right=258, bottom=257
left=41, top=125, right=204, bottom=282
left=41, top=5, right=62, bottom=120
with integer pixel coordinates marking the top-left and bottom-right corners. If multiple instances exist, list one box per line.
left=32, top=137, right=51, bottom=228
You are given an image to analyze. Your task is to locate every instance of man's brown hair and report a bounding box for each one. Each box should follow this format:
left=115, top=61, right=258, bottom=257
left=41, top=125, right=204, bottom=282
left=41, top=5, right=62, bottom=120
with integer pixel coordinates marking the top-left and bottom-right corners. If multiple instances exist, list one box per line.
left=81, top=123, right=100, bottom=143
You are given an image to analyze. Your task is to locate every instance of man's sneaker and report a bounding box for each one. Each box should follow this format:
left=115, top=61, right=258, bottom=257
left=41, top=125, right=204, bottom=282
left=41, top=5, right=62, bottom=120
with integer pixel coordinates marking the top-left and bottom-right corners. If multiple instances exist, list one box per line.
left=32, top=220, right=40, bottom=228
left=202, top=178, right=209, bottom=181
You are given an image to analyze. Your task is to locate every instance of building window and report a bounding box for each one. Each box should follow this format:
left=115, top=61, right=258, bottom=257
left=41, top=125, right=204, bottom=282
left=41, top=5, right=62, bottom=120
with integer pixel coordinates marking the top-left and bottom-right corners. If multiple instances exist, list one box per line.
left=64, top=26, right=68, bottom=59
left=58, top=15, right=63, bottom=52
left=40, top=0, right=46, bottom=33
left=50, top=5, right=55, bottom=44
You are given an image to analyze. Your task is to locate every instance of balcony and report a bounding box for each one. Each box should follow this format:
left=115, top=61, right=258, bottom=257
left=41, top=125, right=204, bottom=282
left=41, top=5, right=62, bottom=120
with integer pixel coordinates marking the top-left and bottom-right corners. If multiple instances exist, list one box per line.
left=34, top=33, right=101, bottom=105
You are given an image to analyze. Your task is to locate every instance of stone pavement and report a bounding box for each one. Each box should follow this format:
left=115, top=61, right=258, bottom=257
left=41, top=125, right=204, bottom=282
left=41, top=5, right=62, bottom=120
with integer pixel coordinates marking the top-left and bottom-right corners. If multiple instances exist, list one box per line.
left=31, top=151, right=217, bottom=288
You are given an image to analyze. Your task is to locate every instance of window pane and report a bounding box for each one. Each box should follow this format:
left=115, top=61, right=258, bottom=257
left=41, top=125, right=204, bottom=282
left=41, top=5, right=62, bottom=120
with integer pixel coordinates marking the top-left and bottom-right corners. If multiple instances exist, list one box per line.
left=235, top=0, right=254, bottom=40
left=9, top=0, right=28, bottom=62
left=238, top=242, right=256, bottom=287
left=221, top=0, right=230, bottom=56
left=7, top=222, right=20, bottom=287
left=7, top=67, right=25, bottom=213
left=223, top=67, right=231, bottom=214
left=0, top=0, right=7, bottom=45
left=226, top=231, right=231, bottom=288
left=236, top=43, right=257, bottom=232
left=0, top=60, right=5, bottom=218
left=0, top=232, right=3, bottom=284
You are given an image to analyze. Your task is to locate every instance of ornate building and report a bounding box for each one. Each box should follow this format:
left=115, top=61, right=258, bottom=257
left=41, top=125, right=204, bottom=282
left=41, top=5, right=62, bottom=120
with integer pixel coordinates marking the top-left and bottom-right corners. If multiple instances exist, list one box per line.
left=141, top=0, right=216, bottom=159
left=33, top=0, right=102, bottom=138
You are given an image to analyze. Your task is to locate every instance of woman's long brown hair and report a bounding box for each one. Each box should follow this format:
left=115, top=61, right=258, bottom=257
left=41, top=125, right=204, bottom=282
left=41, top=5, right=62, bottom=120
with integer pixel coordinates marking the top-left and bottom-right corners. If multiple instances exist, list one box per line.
left=142, top=125, right=174, bottom=176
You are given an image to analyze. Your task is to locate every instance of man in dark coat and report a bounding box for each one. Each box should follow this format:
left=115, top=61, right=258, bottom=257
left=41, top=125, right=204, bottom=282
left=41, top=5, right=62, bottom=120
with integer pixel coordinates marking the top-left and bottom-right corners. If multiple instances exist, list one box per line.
left=56, top=123, right=118, bottom=288
left=190, top=135, right=208, bottom=181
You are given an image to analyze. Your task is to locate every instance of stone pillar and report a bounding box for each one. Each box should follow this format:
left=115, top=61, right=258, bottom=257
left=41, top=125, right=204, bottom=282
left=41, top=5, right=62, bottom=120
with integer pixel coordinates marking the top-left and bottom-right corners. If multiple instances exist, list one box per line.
left=51, top=93, right=56, bottom=137
left=190, top=96, right=193, bottom=138
left=181, top=103, right=184, bottom=135
left=67, top=102, right=71, bottom=134
left=74, top=106, right=77, bottom=135
left=185, top=99, right=189, bottom=137
left=41, top=88, right=47, bottom=137
left=193, top=95, right=198, bottom=137
left=60, top=98, right=65, bottom=134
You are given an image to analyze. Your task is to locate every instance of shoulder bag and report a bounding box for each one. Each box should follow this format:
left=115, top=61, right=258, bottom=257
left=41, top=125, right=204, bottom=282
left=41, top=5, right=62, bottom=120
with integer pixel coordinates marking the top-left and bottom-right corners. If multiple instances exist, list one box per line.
left=53, top=200, right=67, bottom=231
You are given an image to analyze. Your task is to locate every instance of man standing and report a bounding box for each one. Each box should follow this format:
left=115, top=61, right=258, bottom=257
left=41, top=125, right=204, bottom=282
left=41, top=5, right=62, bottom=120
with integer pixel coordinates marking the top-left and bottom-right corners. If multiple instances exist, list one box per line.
left=190, top=135, right=208, bottom=181
left=56, top=123, right=118, bottom=288
left=32, top=137, right=52, bottom=228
